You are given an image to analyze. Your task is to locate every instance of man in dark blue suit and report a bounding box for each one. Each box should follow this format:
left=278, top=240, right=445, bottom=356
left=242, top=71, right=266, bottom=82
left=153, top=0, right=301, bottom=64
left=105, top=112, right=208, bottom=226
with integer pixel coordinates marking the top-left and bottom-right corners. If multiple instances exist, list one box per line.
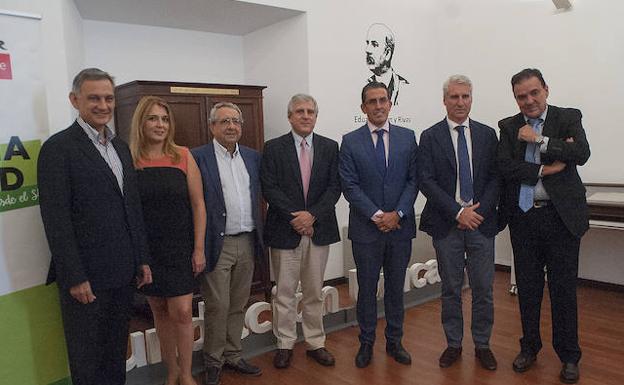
left=339, top=82, right=418, bottom=368
left=419, top=75, right=499, bottom=371
left=192, top=102, right=263, bottom=385
left=38, top=68, right=152, bottom=385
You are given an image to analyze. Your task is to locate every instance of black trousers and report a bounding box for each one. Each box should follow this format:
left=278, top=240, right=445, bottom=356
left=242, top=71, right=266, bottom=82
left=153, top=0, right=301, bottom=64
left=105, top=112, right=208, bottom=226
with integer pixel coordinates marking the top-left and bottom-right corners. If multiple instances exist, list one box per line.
left=59, top=284, right=134, bottom=385
left=509, top=205, right=582, bottom=363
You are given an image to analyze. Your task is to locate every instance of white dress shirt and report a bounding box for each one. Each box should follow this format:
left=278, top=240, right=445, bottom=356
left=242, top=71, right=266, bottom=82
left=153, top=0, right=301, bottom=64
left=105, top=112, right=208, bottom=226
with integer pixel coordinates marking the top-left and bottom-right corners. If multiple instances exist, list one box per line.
left=213, top=139, right=254, bottom=234
left=447, top=117, right=474, bottom=208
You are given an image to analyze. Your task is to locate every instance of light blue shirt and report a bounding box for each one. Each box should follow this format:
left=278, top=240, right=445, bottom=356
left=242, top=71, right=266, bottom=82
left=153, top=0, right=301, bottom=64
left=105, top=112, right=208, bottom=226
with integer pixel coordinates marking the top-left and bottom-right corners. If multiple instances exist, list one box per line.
left=292, top=131, right=314, bottom=166
left=524, top=107, right=551, bottom=201
left=77, top=117, right=124, bottom=193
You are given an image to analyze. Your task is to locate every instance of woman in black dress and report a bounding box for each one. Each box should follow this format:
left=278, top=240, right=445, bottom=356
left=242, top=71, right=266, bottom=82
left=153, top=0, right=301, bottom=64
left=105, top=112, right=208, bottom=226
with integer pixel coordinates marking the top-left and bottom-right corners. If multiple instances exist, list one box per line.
left=130, top=96, right=206, bottom=385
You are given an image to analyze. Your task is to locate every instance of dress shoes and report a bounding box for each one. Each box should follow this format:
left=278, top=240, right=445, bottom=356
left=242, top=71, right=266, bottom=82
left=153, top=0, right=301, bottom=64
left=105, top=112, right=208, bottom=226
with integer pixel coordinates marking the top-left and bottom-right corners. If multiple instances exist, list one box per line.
left=512, top=351, right=537, bottom=373
left=204, top=366, right=221, bottom=385
left=306, top=347, right=336, bottom=366
left=355, top=344, right=373, bottom=368
left=386, top=343, right=412, bottom=365
left=475, top=347, right=497, bottom=370
left=224, top=358, right=262, bottom=376
left=439, top=346, right=462, bottom=368
left=273, top=349, right=293, bottom=369
left=560, top=362, right=580, bottom=384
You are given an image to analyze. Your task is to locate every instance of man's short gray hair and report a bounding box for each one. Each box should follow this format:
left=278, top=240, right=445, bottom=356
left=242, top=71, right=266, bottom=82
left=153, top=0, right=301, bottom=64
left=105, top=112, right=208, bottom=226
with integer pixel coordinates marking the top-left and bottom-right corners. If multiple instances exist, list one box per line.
left=443, top=74, right=472, bottom=96
left=287, top=94, right=318, bottom=117
left=209, top=102, right=243, bottom=124
left=72, top=68, right=115, bottom=94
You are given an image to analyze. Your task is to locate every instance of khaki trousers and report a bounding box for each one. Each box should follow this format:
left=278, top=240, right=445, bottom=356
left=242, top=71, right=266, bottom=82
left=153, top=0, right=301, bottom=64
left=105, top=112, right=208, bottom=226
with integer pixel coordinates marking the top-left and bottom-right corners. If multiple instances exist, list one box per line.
left=200, top=233, right=255, bottom=367
left=271, top=236, right=329, bottom=350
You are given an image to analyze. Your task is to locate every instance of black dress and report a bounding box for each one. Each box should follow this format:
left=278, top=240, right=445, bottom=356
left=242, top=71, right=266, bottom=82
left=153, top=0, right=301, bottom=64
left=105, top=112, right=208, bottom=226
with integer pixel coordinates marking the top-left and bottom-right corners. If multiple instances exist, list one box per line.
left=137, top=154, right=195, bottom=297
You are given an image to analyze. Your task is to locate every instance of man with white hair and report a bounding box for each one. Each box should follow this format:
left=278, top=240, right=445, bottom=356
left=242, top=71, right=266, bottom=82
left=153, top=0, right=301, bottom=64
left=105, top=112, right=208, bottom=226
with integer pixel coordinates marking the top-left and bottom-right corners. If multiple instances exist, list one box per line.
left=418, top=74, right=500, bottom=371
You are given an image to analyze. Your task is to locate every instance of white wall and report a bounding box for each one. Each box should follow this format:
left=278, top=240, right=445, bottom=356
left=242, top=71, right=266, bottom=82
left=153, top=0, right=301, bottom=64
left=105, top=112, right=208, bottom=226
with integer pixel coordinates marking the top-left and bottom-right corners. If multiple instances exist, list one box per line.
left=83, top=20, right=245, bottom=86
left=243, top=13, right=309, bottom=141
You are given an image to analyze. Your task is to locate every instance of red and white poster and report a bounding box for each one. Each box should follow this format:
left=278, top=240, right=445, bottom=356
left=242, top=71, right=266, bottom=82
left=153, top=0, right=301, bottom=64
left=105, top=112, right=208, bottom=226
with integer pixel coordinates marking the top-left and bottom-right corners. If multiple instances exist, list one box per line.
left=0, top=53, right=11, bottom=79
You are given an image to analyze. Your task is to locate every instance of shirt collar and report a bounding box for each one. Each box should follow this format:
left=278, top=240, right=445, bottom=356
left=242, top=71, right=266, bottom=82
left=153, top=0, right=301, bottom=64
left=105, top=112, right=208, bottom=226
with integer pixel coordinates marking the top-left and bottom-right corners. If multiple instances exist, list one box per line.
left=78, top=117, right=116, bottom=144
left=524, top=105, right=548, bottom=123
left=367, top=119, right=390, bottom=133
left=446, top=116, right=470, bottom=132
left=292, top=131, right=313, bottom=147
left=213, top=138, right=239, bottom=159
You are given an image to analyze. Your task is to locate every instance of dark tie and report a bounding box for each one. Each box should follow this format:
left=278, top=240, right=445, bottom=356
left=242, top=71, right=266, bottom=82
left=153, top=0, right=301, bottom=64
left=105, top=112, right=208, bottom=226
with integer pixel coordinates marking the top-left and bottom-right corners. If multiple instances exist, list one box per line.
left=455, top=125, right=473, bottom=203
left=518, top=118, right=543, bottom=212
left=374, top=129, right=386, bottom=175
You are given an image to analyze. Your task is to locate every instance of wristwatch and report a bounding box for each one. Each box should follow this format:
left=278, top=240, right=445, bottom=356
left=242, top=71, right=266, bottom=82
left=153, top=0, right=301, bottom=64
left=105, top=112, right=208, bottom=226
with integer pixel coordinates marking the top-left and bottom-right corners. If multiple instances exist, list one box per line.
left=535, top=135, right=545, bottom=145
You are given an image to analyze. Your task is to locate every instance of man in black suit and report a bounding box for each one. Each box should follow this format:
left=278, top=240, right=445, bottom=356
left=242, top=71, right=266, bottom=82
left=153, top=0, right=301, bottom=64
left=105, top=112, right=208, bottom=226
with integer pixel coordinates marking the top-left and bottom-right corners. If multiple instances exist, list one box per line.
left=38, top=68, right=152, bottom=385
left=498, top=68, right=590, bottom=384
left=261, top=94, right=341, bottom=369
left=419, top=75, right=499, bottom=371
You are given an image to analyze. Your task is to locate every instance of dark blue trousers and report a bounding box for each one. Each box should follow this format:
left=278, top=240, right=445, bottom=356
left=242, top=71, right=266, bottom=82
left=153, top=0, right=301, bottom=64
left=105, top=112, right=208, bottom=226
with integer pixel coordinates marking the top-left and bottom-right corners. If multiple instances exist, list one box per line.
left=352, top=237, right=411, bottom=346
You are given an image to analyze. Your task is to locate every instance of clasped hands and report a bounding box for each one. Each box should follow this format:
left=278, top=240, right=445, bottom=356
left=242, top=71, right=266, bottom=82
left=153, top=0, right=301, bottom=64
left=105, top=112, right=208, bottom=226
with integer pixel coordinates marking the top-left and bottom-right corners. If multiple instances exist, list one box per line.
left=290, top=210, right=315, bottom=236
left=373, top=211, right=401, bottom=233
left=457, top=202, right=483, bottom=230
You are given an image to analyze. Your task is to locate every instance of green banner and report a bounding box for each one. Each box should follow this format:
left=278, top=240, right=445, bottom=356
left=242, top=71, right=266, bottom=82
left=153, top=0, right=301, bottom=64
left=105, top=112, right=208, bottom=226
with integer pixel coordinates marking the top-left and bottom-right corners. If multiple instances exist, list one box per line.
left=0, top=137, right=40, bottom=213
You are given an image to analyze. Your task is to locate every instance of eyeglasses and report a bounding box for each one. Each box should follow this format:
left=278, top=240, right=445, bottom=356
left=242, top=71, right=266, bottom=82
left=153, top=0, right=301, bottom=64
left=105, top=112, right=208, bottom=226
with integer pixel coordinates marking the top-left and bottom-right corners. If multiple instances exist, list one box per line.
left=216, top=118, right=243, bottom=126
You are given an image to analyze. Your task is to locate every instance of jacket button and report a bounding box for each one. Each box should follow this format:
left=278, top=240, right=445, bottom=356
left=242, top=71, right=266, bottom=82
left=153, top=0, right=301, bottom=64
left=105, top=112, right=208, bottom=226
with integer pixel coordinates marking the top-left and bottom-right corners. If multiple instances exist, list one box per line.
left=220, top=232, right=224, bottom=236
left=222, top=213, right=226, bottom=217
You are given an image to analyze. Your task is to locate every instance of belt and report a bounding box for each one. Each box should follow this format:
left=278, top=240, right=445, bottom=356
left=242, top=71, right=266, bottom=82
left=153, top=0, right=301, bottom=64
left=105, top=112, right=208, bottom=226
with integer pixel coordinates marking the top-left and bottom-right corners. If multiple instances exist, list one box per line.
left=533, top=200, right=551, bottom=208
left=225, top=231, right=254, bottom=237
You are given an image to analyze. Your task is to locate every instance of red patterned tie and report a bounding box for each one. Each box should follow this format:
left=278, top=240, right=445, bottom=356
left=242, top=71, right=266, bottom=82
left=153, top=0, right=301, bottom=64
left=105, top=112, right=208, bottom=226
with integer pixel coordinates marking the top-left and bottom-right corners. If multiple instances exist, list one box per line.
left=300, top=138, right=311, bottom=202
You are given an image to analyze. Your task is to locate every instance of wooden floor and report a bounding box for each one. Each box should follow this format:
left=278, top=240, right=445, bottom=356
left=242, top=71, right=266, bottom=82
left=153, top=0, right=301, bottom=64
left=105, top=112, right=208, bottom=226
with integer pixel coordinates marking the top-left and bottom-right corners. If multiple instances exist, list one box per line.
left=198, top=271, right=624, bottom=385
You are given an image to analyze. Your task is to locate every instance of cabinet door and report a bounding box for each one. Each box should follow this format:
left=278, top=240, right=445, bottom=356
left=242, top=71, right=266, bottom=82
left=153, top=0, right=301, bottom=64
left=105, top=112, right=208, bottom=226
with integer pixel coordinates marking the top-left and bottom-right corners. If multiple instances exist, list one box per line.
left=165, top=96, right=208, bottom=149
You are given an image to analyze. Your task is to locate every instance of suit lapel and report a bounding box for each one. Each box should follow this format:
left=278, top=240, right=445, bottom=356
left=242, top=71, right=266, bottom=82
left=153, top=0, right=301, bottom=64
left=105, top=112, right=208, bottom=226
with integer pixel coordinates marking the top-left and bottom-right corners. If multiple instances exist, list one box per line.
left=435, top=120, right=457, bottom=171
left=284, top=134, right=304, bottom=195
left=469, top=120, right=483, bottom=179
left=70, top=123, right=123, bottom=196
left=541, top=105, right=558, bottom=138
left=510, top=113, right=528, bottom=159
left=359, top=124, right=384, bottom=179
left=204, top=144, right=226, bottom=208
left=309, top=134, right=322, bottom=190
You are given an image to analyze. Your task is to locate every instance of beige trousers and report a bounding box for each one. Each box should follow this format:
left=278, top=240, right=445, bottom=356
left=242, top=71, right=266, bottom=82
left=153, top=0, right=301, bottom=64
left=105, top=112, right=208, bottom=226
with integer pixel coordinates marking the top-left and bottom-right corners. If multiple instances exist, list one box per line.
left=200, top=233, right=255, bottom=367
left=271, top=236, right=329, bottom=350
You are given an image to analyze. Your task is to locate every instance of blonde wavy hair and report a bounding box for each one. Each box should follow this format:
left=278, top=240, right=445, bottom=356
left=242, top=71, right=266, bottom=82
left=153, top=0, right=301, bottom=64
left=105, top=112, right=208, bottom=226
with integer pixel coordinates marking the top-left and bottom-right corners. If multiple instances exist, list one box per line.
left=129, top=96, right=181, bottom=168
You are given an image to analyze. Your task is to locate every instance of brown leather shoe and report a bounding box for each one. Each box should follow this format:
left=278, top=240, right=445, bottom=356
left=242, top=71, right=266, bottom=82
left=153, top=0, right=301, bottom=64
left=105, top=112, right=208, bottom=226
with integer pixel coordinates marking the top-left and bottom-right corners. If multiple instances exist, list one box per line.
left=306, top=347, right=336, bottom=366
left=439, top=346, right=462, bottom=368
left=273, top=349, right=293, bottom=369
left=560, top=362, right=579, bottom=384
left=475, top=347, right=497, bottom=370
left=512, top=351, right=536, bottom=373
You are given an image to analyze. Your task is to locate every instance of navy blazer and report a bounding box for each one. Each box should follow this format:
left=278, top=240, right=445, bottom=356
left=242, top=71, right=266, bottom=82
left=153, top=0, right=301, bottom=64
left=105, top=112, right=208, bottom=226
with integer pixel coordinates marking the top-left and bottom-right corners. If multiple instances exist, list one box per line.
left=191, top=142, right=263, bottom=272
left=339, top=124, right=419, bottom=243
left=498, top=105, right=590, bottom=238
left=261, top=132, right=341, bottom=249
left=38, top=121, right=150, bottom=291
left=418, top=118, right=500, bottom=240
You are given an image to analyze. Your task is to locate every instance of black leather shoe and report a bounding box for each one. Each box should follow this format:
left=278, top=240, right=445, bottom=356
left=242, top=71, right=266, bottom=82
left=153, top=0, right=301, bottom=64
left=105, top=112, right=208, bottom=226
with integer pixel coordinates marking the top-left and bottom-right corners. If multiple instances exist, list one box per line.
left=355, top=344, right=373, bottom=368
left=306, top=347, right=336, bottom=366
left=512, top=351, right=536, bottom=373
left=224, top=358, right=262, bottom=376
left=475, top=347, right=497, bottom=370
left=386, top=343, right=412, bottom=365
left=204, top=366, right=221, bottom=385
left=439, top=346, right=462, bottom=368
left=560, top=362, right=579, bottom=384
left=273, top=349, right=293, bottom=369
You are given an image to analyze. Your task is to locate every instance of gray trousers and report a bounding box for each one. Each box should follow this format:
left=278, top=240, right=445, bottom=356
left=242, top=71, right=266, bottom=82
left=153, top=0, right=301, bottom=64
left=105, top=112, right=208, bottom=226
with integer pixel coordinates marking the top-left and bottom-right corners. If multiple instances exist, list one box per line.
left=200, top=233, right=255, bottom=367
left=433, top=227, right=494, bottom=349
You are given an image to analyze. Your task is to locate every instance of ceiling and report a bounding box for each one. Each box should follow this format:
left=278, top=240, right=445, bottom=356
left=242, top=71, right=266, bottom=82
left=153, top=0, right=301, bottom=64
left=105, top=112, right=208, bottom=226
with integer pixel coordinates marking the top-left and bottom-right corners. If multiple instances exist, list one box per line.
left=73, top=0, right=304, bottom=35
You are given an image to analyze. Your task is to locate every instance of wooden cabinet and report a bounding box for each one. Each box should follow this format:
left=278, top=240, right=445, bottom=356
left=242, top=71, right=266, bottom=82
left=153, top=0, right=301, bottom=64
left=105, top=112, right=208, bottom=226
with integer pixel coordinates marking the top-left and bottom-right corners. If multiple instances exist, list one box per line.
left=114, top=81, right=270, bottom=298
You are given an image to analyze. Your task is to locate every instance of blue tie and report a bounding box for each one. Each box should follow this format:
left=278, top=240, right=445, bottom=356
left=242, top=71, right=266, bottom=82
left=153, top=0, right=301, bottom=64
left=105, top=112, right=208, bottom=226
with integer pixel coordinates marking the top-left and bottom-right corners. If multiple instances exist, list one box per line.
left=518, top=118, right=543, bottom=212
left=455, top=125, right=473, bottom=203
left=374, top=129, right=387, bottom=176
